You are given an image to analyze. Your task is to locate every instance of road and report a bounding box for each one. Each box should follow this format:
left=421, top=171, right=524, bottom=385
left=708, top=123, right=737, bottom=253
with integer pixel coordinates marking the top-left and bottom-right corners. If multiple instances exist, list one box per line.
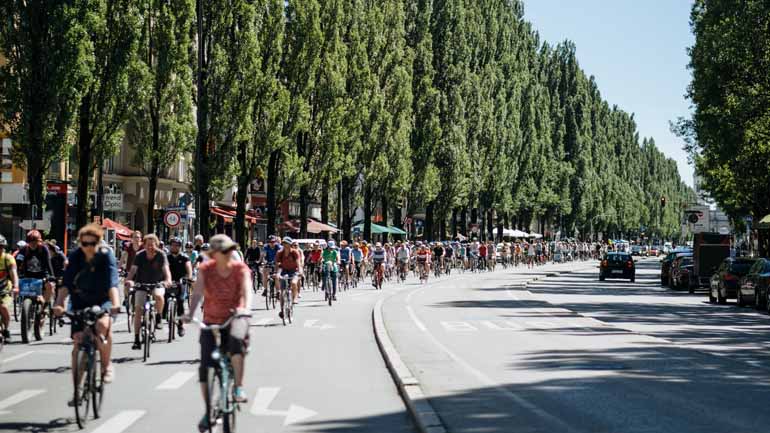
left=382, top=258, right=770, bottom=433
left=0, top=276, right=416, bottom=433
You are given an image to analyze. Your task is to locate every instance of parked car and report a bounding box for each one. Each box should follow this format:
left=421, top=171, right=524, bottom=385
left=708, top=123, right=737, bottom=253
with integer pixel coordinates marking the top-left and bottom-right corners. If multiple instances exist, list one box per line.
left=630, top=245, right=643, bottom=256
left=600, top=252, right=635, bottom=282
left=650, top=245, right=660, bottom=256
left=738, top=258, right=770, bottom=309
left=671, top=256, right=695, bottom=291
left=640, top=245, right=649, bottom=257
left=709, top=257, right=756, bottom=304
left=660, top=250, right=692, bottom=286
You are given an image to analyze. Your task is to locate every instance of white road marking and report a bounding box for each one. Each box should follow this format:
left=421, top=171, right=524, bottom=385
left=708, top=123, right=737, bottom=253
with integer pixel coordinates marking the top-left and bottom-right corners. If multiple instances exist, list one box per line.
left=0, top=389, right=45, bottom=411
left=254, top=317, right=275, bottom=326
left=480, top=320, right=518, bottom=331
left=525, top=321, right=557, bottom=329
left=155, top=371, right=196, bottom=390
left=440, top=321, right=478, bottom=332
left=303, top=319, right=334, bottom=330
left=406, top=306, right=427, bottom=332
left=0, top=351, right=34, bottom=364
left=90, top=410, right=146, bottom=433
left=250, top=387, right=317, bottom=426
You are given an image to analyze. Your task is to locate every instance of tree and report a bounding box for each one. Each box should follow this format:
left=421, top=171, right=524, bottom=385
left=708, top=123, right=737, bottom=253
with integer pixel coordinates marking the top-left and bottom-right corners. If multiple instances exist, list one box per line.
left=128, top=0, right=195, bottom=234
left=73, top=0, right=143, bottom=228
left=0, top=1, right=90, bottom=219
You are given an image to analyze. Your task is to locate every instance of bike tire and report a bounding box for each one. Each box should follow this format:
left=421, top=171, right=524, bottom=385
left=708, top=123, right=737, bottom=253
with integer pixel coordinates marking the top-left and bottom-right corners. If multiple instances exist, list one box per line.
left=142, top=309, right=150, bottom=362
left=222, top=367, right=236, bottom=433
left=33, top=301, right=42, bottom=341
left=13, top=296, right=19, bottom=322
left=92, top=350, right=104, bottom=419
left=205, top=368, right=222, bottom=433
left=167, top=298, right=176, bottom=343
left=281, top=287, right=288, bottom=326
left=74, top=350, right=91, bottom=428
left=49, top=302, right=55, bottom=336
left=20, top=298, right=33, bottom=343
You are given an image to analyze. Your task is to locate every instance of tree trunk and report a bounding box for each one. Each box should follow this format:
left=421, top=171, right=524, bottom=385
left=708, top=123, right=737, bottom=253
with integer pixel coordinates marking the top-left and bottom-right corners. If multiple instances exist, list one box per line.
left=26, top=159, right=44, bottom=220
left=195, top=0, right=209, bottom=238
left=363, top=183, right=372, bottom=242
left=460, top=207, right=467, bottom=238
left=299, top=184, right=308, bottom=238
left=266, top=149, right=280, bottom=236
left=487, top=209, right=494, bottom=242
left=381, top=195, right=389, bottom=228
left=392, top=205, right=402, bottom=241
left=147, top=162, right=159, bottom=234
left=439, top=217, right=446, bottom=241
left=341, top=175, right=353, bottom=241
left=96, top=161, right=104, bottom=221
left=496, top=211, right=504, bottom=242
left=451, top=208, right=458, bottom=239
left=75, top=94, right=94, bottom=229
left=321, top=177, right=329, bottom=224
left=425, top=202, right=434, bottom=242
left=234, top=140, right=249, bottom=247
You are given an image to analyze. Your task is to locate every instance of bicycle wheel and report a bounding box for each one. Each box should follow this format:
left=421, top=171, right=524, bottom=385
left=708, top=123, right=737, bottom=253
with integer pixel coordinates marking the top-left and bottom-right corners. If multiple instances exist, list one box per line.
left=73, top=350, right=91, bottom=428
left=142, top=309, right=151, bottom=362
left=270, top=281, right=276, bottom=309
left=20, top=298, right=34, bottom=343
left=265, top=279, right=271, bottom=311
left=13, top=296, right=19, bottom=322
left=205, top=368, right=222, bottom=433
left=167, top=298, right=176, bottom=343
left=125, top=293, right=134, bottom=333
left=33, top=302, right=43, bottom=341
left=48, top=302, right=56, bottom=335
left=91, top=349, right=104, bottom=419
left=280, top=288, right=287, bottom=326
left=222, top=366, right=236, bottom=433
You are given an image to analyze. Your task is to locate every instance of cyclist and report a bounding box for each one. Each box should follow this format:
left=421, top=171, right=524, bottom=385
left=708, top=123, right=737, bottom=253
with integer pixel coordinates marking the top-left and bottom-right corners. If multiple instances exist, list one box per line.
left=125, top=234, right=171, bottom=350
left=54, top=224, right=121, bottom=385
left=308, top=242, right=322, bottom=287
left=370, top=242, right=387, bottom=288
left=245, top=239, right=261, bottom=287
left=478, top=241, right=488, bottom=270
left=0, top=234, right=19, bottom=342
left=16, top=229, right=55, bottom=329
left=321, top=241, right=340, bottom=300
left=444, top=242, right=454, bottom=271
left=275, top=237, right=301, bottom=319
left=432, top=242, right=445, bottom=273
left=395, top=241, right=410, bottom=278
left=167, top=237, right=192, bottom=337
left=184, top=234, right=252, bottom=431
left=415, top=243, right=431, bottom=279
left=261, top=236, right=281, bottom=297
left=47, top=241, right=68, bottom=279
left=351, top=242, right=364, bottom=281
left=339, top=240, right=352, bottom=285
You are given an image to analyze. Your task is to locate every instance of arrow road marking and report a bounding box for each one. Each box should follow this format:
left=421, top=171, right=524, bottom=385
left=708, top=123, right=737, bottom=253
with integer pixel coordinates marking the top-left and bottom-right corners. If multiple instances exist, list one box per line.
left=250, top=387, right=317, bottom=426
left=304, top=319, right=335, bottom=330
left=0, top=389, right=46, bottom=413
left=155, top=371, right=196, bottom=390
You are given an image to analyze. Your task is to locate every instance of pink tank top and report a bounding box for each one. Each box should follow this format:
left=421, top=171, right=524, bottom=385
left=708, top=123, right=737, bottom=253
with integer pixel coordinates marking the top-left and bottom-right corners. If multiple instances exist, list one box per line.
left=199, top=260, right=248, bottom=324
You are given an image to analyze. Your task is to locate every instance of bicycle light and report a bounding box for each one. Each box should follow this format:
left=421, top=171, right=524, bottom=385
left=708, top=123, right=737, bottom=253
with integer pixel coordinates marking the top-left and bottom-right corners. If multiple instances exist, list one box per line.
left=211, top=349, right=221, bottom=361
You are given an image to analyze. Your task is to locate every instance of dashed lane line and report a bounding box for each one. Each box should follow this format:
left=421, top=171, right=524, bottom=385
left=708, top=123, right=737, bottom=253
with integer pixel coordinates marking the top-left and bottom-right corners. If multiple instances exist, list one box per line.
left=155, top=371, right=196, bottom=390
left=0, top=389, right=46, bottom=413
left=90, top=410, right=146, bottom=433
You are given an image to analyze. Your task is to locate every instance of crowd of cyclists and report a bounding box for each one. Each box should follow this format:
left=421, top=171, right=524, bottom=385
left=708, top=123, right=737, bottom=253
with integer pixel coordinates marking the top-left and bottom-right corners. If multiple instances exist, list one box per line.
left=0, top=226, right=604, bottom=432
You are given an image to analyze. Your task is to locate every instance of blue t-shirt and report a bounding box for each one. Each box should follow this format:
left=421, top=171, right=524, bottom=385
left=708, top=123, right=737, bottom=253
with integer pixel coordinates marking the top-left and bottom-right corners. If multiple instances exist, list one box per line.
left=63, top=247, right=119, bottom=310
left=263, top=244, right=282, bottom=263
left=351, top=248, right=363, bottom=262
left=340, top=247, right=351, bottom=262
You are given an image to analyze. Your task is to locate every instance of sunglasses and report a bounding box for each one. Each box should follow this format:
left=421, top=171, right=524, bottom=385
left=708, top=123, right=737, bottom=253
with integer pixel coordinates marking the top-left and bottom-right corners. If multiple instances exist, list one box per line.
left=81, top=241, right=98, bottom=247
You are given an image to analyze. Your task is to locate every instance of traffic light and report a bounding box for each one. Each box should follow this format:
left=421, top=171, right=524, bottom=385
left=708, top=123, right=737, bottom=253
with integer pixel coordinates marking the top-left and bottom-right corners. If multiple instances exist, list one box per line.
left=660, top=196, right=667, bottom=208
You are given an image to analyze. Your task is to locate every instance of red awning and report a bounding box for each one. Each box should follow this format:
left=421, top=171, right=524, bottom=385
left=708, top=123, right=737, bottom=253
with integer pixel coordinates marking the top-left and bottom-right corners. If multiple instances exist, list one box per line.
left=210, top=207, right=259, bottom=224
left=102, top=218, right=133, bottom=240
left=278, top=218, right=339, bottom=234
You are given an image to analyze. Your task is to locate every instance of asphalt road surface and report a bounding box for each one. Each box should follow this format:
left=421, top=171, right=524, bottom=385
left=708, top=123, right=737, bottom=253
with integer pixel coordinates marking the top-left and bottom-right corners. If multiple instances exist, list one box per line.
left=382, top=258, right=770, bottom=433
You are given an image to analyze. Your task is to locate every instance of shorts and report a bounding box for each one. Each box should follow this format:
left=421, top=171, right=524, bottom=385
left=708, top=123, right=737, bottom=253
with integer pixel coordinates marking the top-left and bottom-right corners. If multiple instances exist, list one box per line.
left=0, top=290, right=12, bottom=309
left=198, top=317, right=249, bottom=381
left=71, top=300, right=113, bottom=336
left=134, top=286, right=165, bottom=308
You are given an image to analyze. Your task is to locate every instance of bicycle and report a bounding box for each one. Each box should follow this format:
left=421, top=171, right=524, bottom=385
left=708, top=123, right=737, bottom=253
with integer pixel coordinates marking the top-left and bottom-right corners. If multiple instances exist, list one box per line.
left=18, top=278, right=45, bottom=343
left=123, top=290, right=134, bottom=333
left=433, top=258, right=442, bottom=279
left=263, top=264, right=276, bottom=311
left=192, top=311, right=252, bottom=433
left=248, top=263, right=260, bottom=294
left=59, top=306, right=112, bottom=429
left=272, top=274, right=294, bottom=325
left=321, top=262, right=336, bottom=305
left=166, top=279, right=189, bottom=343
left=397, top=259, right=408, bottom=283
left=131, top=283, right=161, bottom=362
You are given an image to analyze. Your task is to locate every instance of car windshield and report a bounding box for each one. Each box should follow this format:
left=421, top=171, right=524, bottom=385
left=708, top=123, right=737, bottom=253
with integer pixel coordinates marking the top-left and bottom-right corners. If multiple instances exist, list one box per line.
left=730, top=261, right=754, bottom=275
left=681, top=257, right=693, bottom=266
left=607, top=254, right=631, bottom=263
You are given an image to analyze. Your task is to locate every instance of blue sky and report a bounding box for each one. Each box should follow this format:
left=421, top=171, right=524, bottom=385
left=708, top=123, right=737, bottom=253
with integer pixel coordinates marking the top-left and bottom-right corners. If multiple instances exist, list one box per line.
left=523, top=0, right=695, bottom=186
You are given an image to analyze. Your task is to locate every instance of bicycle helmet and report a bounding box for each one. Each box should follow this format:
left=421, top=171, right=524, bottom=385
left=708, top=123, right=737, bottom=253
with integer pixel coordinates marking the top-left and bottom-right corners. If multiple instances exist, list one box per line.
left=328, top=240, right=336, bottom=249
left=0, top=234, right=6, bottom=248
left=375, top=242, right=382, bottom=248
left=201, top=243, right=211, bottom=251
left=282, top=236, right=293, bottom=245
left=26, top=230, right=42, bottom=242
left=17, top=240, right=27, bottom=249
left=185, top=241, right=194, bottom=248
left=170, top=237, right=182, bottom=245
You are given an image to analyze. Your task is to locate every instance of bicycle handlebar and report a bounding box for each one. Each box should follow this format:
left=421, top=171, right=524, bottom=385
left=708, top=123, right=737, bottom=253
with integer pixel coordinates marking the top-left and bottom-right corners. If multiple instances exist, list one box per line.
left=191, top=312, right=253, bottom=332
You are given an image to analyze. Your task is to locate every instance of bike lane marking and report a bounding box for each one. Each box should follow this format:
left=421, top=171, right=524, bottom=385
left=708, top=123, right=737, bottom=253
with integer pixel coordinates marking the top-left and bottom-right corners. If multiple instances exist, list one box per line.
left=155, top=371, right=196, bottom=390
left=249, top=386, right=318, bottom=426
left=90, top=410, right=146, bottom=433
left=0, top=389, right=46, bottom=414
left=0, top=350, right=34, bottom=364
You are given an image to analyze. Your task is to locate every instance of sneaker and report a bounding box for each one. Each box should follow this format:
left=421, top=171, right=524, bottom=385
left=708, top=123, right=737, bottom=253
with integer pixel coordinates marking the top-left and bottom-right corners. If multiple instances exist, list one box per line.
left=177, top=322, right=186, bottom=337
left=132, top=339, right=141, bottom=350
left=2, top=329, right=11, bottom=340
left=155, top=321, right=163, bottom=330
left=261, top=289, right=267, bottom=297
left=103, top=364, right=115, bottom=384
left=278, top=311, right=284, bottom=319
left=198, top=414, right=211, bottom=433
left=332, top=296, right=337, bottom=301
left=233, top=387, right=248, bottom=403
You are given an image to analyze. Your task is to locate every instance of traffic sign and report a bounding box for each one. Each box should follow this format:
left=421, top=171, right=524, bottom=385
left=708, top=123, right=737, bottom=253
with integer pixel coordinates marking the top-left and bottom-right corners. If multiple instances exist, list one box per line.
left=164, top=211, right=181, bottom=228
left=19, top=220, right=51, bottom=231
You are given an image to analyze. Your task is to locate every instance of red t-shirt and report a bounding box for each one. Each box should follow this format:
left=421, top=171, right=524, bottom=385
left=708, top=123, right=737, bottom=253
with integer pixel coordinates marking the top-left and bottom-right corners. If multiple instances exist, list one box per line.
left=479, top=245, right=488, bottom=257
left=277, top=248, right=302, bottom=272
left=309, top=250, right=322, bottom=264
left=199, top=260, right=248, bottom=324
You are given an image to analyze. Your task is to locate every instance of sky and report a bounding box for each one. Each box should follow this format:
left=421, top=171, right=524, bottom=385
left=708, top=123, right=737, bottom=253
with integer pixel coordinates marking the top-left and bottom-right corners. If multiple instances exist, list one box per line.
left=523, top=0, right=695, bottom=186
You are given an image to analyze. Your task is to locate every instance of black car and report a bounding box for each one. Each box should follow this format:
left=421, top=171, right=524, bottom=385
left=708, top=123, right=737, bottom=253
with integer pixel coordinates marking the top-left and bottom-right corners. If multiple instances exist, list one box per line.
left=738, top=258, right=770, bottom=310
left=600, top=252, right=635, bottom=282
left=709, top=257, right=756, bottom=304
left=671, top=256, right=695, bottom=291
left=660, top=250, right=692, bottom=286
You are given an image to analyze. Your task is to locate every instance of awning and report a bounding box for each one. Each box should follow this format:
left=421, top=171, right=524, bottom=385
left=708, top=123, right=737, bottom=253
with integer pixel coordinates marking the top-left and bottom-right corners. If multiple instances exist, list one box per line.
left=279, top=218, right=339, bottom=234
left=510, top=229, right=529, bottom=238
left=353, top=223, right=391, bottom=234
left=758, top=214, right=770, bottom=229
left=102, top=218, right=132, bottom=241
left=386, top=226, right=407, bottom=235
left=210, top=207, right=258, bottom=224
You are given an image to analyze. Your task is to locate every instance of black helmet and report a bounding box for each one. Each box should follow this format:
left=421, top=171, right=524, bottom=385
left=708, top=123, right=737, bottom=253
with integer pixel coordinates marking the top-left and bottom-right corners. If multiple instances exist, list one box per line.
left=201, top=243, right=211, bottom=251
left=0, top=234, right=7, bottom=248
left=170, top=237, right=182, bottom=246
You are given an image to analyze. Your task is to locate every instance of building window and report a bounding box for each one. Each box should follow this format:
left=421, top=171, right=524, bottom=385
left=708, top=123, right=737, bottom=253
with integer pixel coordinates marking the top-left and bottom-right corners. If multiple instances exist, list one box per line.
left=1, top=172, right=12, bottom=183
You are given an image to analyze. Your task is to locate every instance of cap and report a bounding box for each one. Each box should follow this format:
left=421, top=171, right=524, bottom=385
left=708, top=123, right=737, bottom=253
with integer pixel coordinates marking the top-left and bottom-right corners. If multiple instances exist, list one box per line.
left=210, top=234, right=237, bottom=252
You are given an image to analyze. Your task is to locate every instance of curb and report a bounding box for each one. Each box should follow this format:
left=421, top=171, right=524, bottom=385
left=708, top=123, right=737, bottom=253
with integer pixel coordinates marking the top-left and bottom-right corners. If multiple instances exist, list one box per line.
left=371, top=262, right=594, bottom=433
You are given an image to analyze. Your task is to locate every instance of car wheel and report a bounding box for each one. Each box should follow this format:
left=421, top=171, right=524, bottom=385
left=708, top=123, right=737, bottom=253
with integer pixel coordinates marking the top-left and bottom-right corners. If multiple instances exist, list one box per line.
left=630, top=276, right=635, bottom=283
left=754, top=291, right=761, bottom=309
left=737, top=290, right=745, bottom=307
left=717, top=287, right=727, bottom=304
left=599, top=276, right=605, bottom=281
left=708, top=288, right=716, bottom=303
left=688, top=282, right=695, bottom=294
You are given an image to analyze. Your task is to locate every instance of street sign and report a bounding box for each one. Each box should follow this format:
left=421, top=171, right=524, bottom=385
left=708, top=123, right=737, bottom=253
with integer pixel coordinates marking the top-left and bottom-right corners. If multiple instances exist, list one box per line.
left=164, top=211, right=181, bottom=228
left=19, top=220, right=51, bottom=231
left=103, top=193, right=123, bottom=211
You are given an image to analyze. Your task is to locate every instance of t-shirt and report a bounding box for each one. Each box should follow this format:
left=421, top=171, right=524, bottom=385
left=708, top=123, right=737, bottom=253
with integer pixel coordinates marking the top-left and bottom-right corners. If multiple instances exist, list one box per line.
left=0, top=253, right=16, bottom=292
left=263, top=244, right=281, bottom=263
left=132, top=250, right=168, bottom=284
left=50, top=249, right=67, bottom=278
left=339, top=247, right=351, bottom=262
left=322, top=249, right=339, bottom=272
left=124, top=245, right=141, bottom=271
left=479, top=245, right=487, bottom=257
left=371, top=248, right=386, bottom=263
left=168, top=253, right=190, bottom=281
left=352, top=248, right=363, bottom=262
left=276, top=248, right=301, bottom=272
left=245, top=247, right=261, bottom=263
left=63, top=247, right=118, bottom=310
left=309, top=250, right=322, bottom=264
left=16, top=245, right=53, bottom=279
left=199, top=260, right=248, bottom=325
